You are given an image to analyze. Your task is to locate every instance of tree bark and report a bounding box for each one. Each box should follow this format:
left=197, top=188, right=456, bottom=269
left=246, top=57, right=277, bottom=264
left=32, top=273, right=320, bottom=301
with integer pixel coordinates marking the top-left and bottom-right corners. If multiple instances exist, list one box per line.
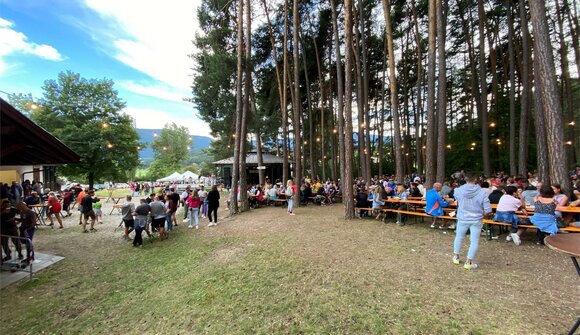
left=478, top=0, right=490, bottom=177
left=262, top=0, right=288, bottom=185
left=330, top=0, right=346, bottom=187
left=436, top=0, right=447, bottom=182
left=292, top=0, right=302, bottom=205
left=383, top=0, right=404, bottom=183
left=518, top=0, right=531, bottom=177
left=343, top=0, right=355, bottom=219
left=312, top=33, right=326, bottom=180
left=299, top=33, right=316, bottom=179
left=230, top=0, right=244, bottom=215
left=507, top=0, right=517, bottom=176
left=555, top=0, right=576, bottom=169
left=360, top=0, right=372, bottom=182
left=282, top=0, right=290, bottom=185
left=239, top=0, right=251, bottom=212
left=412, top=0, right=423, bottom=176
left=425, top=0, right=438, bottom=188
left=533, top=56, right=549, bottom=183
left=353, top=11, right=366, bottom=180
left=529, top=0, right=568, bottom=191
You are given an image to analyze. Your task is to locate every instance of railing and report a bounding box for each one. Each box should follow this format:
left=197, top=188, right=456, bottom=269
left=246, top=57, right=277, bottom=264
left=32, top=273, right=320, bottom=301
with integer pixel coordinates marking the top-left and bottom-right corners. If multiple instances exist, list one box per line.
left=0, top=234, right=33, bottom=279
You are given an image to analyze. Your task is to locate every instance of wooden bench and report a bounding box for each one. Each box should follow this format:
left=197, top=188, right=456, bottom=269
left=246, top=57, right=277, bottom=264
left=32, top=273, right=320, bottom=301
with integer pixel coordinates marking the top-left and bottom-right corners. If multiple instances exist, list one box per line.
left=355, top=206, right=580, bottom=239
left=270, top=199, right=287, bottom=206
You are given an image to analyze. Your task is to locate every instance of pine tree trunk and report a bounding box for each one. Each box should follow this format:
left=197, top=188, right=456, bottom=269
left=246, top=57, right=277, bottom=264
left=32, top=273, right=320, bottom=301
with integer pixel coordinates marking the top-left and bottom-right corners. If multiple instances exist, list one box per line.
left=343, top=0, right=355, bottom=219
left=412, top=0, right=423, bottom=176
left=353, top=12, right=366, bottom=180
left=230, top=0, right=244, bottom=215
left=261, top=0, right=287, bottom=184
left=425, top=0, right=438, bottom=188
left=360, top=0, right=372, bottom=182
left=282, top=0, right=290, bottom=185
left=529, top=0, right=569, bottom=191
left=299, top=33, right=315, bottom=179
left=383, top=0, right=404, bottom=183
left=478, top=0, right=490, bottom=177
left=533, top=55, right=549, bottom=183
left=239, top=0, right=252, bottom=212
left=555, top=0, right=576, bottom=169
left=518, top=0, right=531, bottom=177
left=563, top=0, right=580, bottom=79
left=330, top=0, right=346, bottom=187
left=436, top=0, right=447, bottom=183
left=292, top=0, right=302, bottom=205
left=250, top=87, right=266, bottom=186
left=508, top=0, right=517, bottom=176
left=313, top=34, right=326, bottom=180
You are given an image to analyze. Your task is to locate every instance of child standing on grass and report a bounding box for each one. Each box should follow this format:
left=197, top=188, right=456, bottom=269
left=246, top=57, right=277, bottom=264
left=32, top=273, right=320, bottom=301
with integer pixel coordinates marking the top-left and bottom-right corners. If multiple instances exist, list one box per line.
left=93, top=200, right=103, bottom=224
left=187, top=190, right=201, bottom=229
left=286, top=180, right=295, bottom=215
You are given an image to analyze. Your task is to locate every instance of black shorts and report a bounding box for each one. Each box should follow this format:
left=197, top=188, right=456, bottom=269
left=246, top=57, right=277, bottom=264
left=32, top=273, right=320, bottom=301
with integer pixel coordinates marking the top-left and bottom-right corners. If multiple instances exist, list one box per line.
left=83, top=210, right=96, bottom=220
left=123, top=219, right=134, bottom=228
left=151, top=217, right=165, bottom=229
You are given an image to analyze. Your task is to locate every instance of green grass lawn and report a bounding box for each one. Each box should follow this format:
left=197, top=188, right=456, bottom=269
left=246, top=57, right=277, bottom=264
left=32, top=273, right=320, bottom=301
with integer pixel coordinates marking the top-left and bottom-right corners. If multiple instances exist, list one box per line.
left=0, top=203, right=577, bottom=334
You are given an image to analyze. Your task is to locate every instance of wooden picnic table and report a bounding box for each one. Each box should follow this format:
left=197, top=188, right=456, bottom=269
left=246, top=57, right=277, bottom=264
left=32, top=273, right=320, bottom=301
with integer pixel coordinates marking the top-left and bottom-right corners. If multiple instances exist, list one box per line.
left=544, top=234, right=580, bottom=335
left=109, top=202, right=124, bottom=215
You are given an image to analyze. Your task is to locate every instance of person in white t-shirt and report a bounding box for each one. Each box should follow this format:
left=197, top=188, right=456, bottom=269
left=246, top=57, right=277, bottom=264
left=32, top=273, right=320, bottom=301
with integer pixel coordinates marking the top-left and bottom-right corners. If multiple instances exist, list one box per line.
left=493, top=186, right=528, bottom=245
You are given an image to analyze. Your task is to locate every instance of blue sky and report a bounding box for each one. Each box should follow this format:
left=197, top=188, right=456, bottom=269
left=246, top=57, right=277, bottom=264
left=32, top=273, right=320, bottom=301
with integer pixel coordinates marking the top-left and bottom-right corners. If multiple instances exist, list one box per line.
left=0, top=0, right=211, bottom=136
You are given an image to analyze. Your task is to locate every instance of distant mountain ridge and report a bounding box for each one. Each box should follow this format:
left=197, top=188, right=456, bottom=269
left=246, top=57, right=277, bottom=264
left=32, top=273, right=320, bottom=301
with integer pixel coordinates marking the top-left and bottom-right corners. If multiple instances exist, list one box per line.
left=137, top=128, right=212, bottom=162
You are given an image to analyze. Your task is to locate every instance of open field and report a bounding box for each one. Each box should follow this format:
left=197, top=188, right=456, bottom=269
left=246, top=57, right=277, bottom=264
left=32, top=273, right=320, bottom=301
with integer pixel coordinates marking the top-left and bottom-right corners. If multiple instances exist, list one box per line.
left=0, top=200, right=578, bottom=334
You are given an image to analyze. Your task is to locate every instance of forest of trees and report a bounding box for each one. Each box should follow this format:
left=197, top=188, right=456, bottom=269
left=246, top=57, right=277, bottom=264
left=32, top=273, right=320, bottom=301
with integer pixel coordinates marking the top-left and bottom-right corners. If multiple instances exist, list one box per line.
left=190, top=0, right=580, bottom=218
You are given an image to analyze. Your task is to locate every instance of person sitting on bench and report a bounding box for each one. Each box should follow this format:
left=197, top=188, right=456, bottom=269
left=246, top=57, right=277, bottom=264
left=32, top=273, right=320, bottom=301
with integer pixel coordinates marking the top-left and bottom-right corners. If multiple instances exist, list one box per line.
left=425, top=183, right=449, bottom=229
left=494, top=186, right=528, bottom=245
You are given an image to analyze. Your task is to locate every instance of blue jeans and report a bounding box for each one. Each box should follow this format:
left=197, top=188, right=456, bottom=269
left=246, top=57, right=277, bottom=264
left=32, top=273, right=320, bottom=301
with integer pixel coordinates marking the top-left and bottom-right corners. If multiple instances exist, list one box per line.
left=189, top=208, right=199, bottom=227
left=166, top=213, right=173, bottom=231
left=287, top=199, right=294, bottom=213
left=453, top=220, right=483, bottom=260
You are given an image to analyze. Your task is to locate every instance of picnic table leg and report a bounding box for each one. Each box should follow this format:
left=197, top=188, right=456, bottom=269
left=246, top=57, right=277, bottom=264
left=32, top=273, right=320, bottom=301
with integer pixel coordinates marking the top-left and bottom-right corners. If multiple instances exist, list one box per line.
left=484, top=224, right=492, bottom=240
left=571, top=256, right=580, bottom=277
left=566, top=318, right=579, bottom=335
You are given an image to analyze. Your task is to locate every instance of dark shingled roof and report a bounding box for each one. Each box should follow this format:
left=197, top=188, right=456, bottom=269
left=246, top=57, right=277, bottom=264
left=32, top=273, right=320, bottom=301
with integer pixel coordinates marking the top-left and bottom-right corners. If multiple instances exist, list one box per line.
left=213, top=152, right=291, bottom=165
left=1, top=98, right=80, bottom=166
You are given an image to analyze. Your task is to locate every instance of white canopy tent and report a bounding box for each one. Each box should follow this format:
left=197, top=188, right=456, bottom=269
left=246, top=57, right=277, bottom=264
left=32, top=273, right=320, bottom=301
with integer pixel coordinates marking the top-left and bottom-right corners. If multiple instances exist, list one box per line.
left=180, top=170, right=199, bottom=182
left=156, top=172, right=182, bottom=182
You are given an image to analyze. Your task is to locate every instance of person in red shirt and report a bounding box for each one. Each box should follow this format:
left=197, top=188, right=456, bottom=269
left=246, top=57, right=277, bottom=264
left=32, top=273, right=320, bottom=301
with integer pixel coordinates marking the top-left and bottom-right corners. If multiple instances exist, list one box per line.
left=47, top=192, right=64, bottom=228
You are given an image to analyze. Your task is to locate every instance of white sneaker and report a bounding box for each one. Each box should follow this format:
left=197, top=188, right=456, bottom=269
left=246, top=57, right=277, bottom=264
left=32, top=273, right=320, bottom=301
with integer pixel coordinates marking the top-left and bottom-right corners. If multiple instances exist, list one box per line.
left=448, top=224, right=456, bottom=230
left=452, top=256, right=460, bottom=265
left=188, top=225, right=193, bottom=229
left=183, top=219, right=188, bottom=223
left=511, top=233, right=521, bottom=246
left=195, top=225, right=199, bottom=229
left=464, top=263, right=479, bottom=270
left=430, top=223, right=437, bottom=229
left=506, top=235, right=513, bottom=242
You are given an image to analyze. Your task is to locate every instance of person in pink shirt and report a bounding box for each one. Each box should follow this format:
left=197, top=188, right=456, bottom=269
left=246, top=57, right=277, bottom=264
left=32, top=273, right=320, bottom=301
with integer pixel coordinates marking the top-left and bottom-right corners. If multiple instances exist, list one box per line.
left=187, top=190, right=202, bottom=229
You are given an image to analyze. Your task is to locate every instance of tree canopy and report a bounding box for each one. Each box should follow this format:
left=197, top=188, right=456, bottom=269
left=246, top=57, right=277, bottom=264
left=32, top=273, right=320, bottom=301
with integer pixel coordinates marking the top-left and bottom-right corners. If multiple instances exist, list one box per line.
left=29, top=71, right=141, bottom=188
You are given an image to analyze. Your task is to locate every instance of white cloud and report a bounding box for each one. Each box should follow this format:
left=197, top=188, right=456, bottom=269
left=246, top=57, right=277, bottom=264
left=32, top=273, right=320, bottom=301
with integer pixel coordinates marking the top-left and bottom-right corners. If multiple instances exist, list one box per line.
left=81, top=0, right=200, bottom=95
left=118, top=80, right=187, bottom=103
left=123, top=106, right=210, bottom=137
left=0, top=17, right=64, bottom=74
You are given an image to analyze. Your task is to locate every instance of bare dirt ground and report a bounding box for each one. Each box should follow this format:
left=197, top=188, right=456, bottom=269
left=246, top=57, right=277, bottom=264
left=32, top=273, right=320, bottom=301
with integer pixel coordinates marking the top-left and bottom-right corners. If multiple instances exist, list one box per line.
left=1, top=197, right=579, bottom=334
